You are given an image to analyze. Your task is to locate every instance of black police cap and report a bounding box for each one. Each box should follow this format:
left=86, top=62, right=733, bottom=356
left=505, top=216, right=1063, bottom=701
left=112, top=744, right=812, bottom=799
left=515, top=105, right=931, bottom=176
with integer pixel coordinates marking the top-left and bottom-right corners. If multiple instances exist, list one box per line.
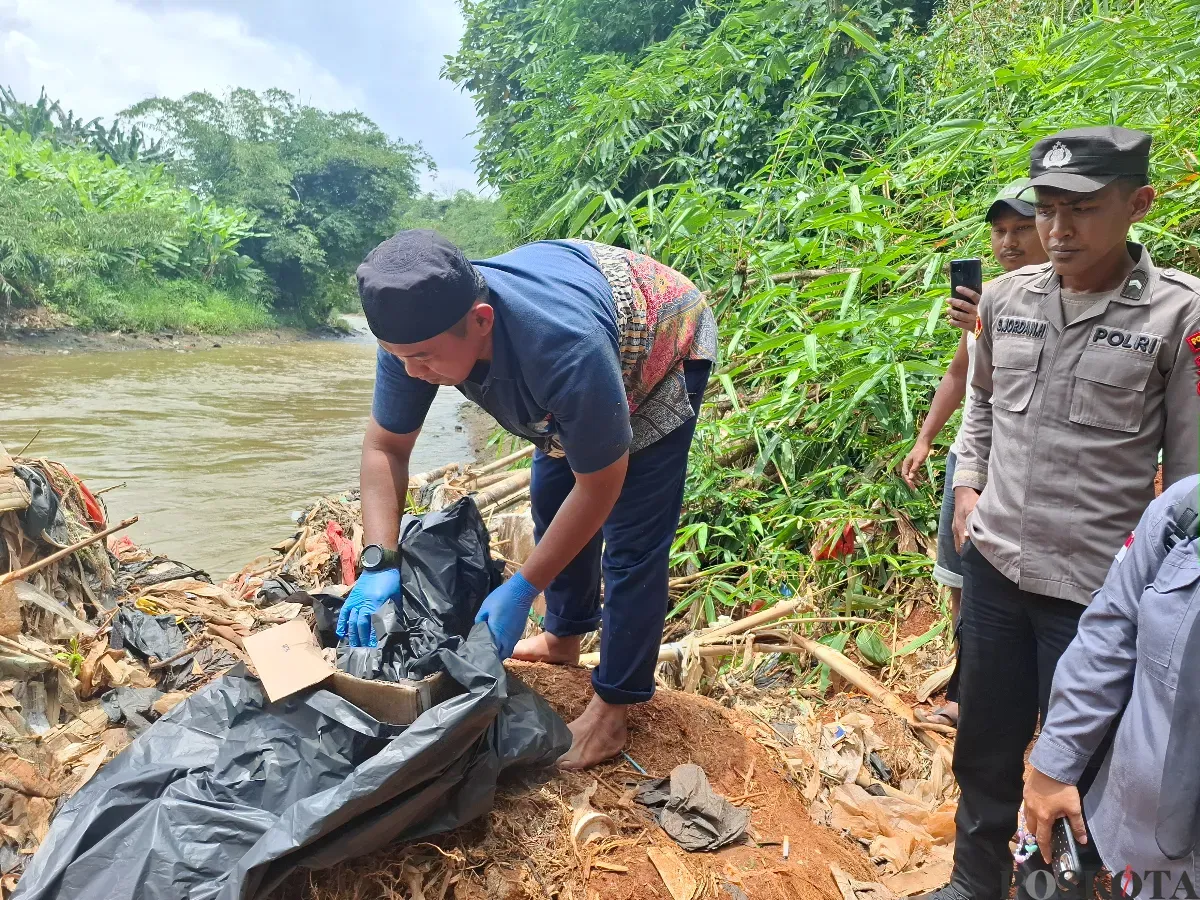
left=1025, top=126, right=1151, bottom=195
left=357, top=230, right=485, bottom=344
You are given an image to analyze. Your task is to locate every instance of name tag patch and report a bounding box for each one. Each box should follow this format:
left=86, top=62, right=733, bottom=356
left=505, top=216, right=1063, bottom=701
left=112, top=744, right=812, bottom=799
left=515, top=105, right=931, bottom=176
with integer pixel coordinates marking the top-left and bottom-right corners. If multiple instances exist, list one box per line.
left=995, top=316, right=1047, bottom=339
left=1089, top=326, right=1161, bottom=355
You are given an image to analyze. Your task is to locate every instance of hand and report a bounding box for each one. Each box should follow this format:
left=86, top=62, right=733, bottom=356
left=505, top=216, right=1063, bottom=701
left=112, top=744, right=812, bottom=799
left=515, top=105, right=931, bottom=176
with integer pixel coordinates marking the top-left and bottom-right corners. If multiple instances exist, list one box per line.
left=474, top=572, right=541, bottom=660
left=1024, top=769, right=1087, bottom=863
left=947, top=286, right=982, bottom=332
left=901, top=439, right=933, bottom=489
left=336, top=567, right=400, bottom=647
left=953, top=486, right=980, bottom=551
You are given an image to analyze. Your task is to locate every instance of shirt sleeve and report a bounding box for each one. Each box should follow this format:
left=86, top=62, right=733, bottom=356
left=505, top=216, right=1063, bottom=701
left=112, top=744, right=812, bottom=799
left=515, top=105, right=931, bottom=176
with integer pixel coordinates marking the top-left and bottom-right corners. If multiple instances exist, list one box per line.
left=371, top=346, right=438, bottom=435
left=542, top=330, right=633, bottom=474
left=952, top=287, right=994, bottom=492
left=1162, top=314, right=1200, bottom=488
left=1029, top=476, right=1200, bottom=783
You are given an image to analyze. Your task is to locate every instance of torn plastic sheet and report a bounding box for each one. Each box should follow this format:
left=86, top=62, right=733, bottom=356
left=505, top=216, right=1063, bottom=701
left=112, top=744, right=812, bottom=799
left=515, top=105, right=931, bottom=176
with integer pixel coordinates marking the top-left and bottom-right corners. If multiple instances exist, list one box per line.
left=14, top=497, right=570, bottom=900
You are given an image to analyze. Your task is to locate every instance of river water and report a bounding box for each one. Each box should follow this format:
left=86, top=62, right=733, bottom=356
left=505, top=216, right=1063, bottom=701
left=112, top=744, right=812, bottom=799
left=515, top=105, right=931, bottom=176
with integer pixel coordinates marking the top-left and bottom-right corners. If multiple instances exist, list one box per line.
left=0, top=319, right=470, bottom=577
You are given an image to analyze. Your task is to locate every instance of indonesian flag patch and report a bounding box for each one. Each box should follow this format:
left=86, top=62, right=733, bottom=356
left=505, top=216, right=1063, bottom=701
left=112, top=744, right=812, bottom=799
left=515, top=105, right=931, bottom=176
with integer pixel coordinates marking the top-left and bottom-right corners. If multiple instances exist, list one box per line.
left=1115, top=531, right=1135, bottom=563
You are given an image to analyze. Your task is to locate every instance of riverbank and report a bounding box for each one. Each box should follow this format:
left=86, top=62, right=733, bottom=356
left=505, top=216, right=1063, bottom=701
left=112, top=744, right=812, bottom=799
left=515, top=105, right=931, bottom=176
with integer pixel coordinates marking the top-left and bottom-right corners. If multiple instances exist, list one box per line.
left=0, top=321, right=335, bottom=358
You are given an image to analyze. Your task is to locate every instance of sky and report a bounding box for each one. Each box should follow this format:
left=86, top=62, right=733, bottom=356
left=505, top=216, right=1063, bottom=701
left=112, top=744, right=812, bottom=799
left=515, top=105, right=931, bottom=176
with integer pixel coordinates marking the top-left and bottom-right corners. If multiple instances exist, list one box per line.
left=0, top=0, right=483, bottom=192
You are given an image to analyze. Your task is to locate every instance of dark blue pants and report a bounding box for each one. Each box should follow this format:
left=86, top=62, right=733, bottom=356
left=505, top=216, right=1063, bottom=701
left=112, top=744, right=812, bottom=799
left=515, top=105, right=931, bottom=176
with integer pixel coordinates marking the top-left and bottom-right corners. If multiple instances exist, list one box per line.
left=530, top=362, right=709, bottom=705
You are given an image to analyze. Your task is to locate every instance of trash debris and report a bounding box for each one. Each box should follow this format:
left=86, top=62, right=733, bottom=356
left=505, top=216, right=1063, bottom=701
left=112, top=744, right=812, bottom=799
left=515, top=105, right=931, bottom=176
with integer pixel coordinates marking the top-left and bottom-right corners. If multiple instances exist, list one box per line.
left=636, top=763, right=750, bottom=851
left=647, top=845, right=700, bottom=900
left=13, top=496, right=572, bottom=900
left=569, top=782, right=617, bottom=848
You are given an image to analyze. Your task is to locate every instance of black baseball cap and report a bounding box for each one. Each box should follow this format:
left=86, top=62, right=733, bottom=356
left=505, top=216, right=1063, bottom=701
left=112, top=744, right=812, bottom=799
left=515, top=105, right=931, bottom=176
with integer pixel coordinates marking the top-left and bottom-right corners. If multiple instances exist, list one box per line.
left=986, top=180, right=1036, bottom=222
left=1024, top=126, right=1151, bottom=194
left=357, top=229, right=486, bottom=344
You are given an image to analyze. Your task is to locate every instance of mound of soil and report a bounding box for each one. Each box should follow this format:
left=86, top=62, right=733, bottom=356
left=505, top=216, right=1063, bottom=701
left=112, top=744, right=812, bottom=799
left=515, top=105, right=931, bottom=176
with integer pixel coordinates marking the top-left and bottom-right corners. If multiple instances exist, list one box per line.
left=276, top=663, right=870, bottom=900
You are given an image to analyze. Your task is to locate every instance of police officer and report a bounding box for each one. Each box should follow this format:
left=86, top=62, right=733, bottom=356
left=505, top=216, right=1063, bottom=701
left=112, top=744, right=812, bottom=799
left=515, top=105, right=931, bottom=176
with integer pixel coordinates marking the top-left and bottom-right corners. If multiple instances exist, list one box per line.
left=928, top=126, right=1200, bottom=900
left=1024, top=475, right=1200, bottom=894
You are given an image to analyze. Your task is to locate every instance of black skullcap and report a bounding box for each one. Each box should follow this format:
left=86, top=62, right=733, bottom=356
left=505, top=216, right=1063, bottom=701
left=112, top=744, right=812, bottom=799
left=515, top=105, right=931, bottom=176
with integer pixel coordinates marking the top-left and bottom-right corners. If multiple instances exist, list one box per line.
left=1025, top=126, right=1151, bottom=195
left=357, top=229, right=485, bottom=344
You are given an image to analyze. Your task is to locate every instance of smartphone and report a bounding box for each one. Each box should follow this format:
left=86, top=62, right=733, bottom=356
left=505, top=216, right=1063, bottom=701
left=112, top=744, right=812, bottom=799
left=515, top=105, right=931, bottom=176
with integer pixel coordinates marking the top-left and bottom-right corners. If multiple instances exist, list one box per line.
left=1051, top=817, right=1083, bottom=892
left=950, top=257, right=983, bottom=300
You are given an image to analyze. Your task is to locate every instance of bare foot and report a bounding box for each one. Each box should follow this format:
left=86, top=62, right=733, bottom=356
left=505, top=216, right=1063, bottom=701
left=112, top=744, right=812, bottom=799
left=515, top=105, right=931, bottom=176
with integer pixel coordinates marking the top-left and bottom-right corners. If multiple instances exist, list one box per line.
left=926, top=701, right=959, bottom=727
left=511, top=631, right=581, bottom=664
left=557, top=694, right=629, bottom=770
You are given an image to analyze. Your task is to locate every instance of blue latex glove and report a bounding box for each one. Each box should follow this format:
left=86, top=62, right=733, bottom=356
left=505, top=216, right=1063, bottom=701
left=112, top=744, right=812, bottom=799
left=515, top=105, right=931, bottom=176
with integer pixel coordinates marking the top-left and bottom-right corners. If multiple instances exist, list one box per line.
left=336, top=568, right=401, bottom=647
left=474, top=572, right=540, bottom=660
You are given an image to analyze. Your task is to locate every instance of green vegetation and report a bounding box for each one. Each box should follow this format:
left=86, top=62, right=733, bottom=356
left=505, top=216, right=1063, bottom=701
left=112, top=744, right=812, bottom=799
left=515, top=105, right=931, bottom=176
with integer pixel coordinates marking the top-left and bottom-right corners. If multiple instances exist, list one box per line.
left=450, top=0, right=1200, bottom=643
left=398, top=190, right=511, bottom=258
left=1, top=85, right=507, bottom=333
left=0, top=129, right=268, bottom=333
left=126, top=89, right=432, bottom=322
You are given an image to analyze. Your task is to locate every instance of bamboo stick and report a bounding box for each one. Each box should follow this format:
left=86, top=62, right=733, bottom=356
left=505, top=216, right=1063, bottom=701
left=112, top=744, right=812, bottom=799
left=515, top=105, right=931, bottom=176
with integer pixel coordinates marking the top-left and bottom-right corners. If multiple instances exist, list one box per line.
left=472, top=469, right=531, bottom=509
left=0, top=516, right=138, bottom=587
left=481, top=487, right=530, bottom=517
left=579, top=642, right=739, bottom=668
left=409, top=460, right=462, bottom=489
left=474, top=444, right=534, bottom=476
left=697, top=598, right=804, bottom=644
left=786, top=635, right=949, bottom=756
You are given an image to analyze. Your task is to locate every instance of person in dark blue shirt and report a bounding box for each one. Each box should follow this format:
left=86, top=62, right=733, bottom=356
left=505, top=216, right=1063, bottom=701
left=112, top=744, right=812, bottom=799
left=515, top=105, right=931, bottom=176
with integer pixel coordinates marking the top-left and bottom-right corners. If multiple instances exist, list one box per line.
left=340, top=229, right=717, bottom=768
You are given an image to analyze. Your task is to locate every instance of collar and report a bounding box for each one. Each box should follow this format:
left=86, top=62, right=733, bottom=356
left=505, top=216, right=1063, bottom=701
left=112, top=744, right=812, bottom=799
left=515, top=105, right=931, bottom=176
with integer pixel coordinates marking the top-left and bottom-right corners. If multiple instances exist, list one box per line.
left=1024, top=242, right=1157, bottom=305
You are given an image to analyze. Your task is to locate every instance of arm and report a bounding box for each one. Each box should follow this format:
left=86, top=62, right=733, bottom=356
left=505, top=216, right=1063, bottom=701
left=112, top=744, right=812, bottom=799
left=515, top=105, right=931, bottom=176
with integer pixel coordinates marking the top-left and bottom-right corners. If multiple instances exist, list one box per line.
left=360, top=418, right=419, bottom=549
left=951, top=287, right=995, bottom=547
left=901, top=331, right=970, bottom=488
left=521, top=453, right=628, bottom=589
left=1024, top=478, right=1199, bottom=856
left=1161, top=315, right=1200, bottom=488
left=339, top=348, right=436, bottom=646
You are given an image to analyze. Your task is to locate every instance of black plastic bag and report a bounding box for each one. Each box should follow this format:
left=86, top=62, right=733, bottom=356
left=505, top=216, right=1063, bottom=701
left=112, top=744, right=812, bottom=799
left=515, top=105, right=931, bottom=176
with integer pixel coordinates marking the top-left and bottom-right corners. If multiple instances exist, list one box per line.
left=318, top=497, right=502, bottom=681
left=13, top=466, right=64, bottom=543
left=110, top=606, right=188, bottom=662
left=14, top=497, right=570, bottom=900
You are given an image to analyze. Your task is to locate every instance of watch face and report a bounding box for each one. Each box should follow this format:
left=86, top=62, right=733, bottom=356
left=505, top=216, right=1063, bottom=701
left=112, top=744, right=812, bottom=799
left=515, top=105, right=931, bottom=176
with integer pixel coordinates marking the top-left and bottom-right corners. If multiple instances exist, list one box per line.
left=362, top=545, right=383, bottom=569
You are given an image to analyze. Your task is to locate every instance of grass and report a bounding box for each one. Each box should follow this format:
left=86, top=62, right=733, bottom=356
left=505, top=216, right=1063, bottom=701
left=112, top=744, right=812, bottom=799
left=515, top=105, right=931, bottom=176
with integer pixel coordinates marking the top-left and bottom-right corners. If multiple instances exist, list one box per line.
left=62, top=275, right=275, bottom=334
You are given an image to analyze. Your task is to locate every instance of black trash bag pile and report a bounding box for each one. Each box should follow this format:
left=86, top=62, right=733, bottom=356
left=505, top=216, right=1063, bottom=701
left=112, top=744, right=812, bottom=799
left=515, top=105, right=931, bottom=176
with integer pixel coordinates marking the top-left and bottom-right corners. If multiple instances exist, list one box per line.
left=14, top=497, right=571, bottom=900
left=314, top=498, right=501, bottom=681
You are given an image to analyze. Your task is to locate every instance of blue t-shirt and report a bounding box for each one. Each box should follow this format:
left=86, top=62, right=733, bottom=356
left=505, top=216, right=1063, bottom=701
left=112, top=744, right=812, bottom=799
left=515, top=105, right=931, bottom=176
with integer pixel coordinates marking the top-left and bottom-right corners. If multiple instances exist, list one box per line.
left=372, top=240, right=632, bottom=474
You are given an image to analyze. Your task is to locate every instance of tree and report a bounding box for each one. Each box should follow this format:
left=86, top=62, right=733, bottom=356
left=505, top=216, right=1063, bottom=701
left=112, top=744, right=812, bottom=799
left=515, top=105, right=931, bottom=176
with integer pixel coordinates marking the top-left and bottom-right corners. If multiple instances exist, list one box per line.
left=397, top=191, right=511, bottom=258
left=126, top=88, right=432, bottom=321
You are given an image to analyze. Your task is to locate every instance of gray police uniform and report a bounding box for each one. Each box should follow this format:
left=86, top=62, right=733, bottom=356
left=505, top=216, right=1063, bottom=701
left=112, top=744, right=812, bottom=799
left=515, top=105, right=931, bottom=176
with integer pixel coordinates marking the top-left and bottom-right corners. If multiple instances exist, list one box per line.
left=1031, top=476, right=1200, bottom=888
left=953, top=245, right=1200, bottom=601
left=932, top=126, right=1200, bottom=900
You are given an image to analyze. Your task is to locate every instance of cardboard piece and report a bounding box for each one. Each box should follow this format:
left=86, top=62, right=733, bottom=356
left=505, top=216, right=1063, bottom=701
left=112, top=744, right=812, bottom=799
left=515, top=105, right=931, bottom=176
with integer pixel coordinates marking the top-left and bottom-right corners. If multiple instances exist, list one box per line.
left=243, top=620, right=463, bottom=725
left=242, top=619, right=335, bottom=702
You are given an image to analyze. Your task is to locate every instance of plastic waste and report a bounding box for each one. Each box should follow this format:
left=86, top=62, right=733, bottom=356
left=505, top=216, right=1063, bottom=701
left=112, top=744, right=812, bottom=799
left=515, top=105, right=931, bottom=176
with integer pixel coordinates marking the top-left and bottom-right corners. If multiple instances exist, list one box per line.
left=13, top=497, right=569, bottom=900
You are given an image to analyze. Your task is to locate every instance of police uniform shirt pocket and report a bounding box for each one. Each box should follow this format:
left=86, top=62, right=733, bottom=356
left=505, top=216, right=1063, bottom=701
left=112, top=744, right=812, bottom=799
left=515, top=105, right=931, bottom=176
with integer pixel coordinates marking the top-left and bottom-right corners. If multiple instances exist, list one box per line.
left=1068, top=342, right=1155, bottom=433
left=1139, top=544, right=1200, bottom=684
left=991, top=335, right=1044, bottom=413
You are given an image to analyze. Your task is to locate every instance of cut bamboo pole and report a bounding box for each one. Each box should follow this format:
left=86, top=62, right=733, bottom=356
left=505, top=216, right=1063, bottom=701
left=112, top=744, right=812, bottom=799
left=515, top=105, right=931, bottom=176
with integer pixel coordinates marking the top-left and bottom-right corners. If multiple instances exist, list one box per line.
left=697, top=598, right=804, bottom=644
left=474, top=444, right=534, bottom=476
left=786, top=635, right=949, bottom=756
left=0, top=516, right=139, bottom=587
left=579, top=642, right=738, bottom=668
left=472, top=469, right=531, bottom=509
left=409, top=461, right=461, bottom=489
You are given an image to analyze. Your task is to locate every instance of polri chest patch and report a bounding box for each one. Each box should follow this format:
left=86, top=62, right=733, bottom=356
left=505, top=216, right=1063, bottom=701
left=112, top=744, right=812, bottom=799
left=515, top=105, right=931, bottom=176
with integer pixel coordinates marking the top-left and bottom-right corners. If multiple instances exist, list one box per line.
left=995, top=316, right=1048, bottom=339
left=1089, top=325, right=1162, bottom=356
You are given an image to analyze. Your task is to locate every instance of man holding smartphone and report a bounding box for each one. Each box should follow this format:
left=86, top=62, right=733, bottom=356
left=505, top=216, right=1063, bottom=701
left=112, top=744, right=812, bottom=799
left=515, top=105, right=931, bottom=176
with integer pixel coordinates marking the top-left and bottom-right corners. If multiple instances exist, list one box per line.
left=925, top=126, right=1200, bottom=900
left=901, top=183, right=1047, bottom=727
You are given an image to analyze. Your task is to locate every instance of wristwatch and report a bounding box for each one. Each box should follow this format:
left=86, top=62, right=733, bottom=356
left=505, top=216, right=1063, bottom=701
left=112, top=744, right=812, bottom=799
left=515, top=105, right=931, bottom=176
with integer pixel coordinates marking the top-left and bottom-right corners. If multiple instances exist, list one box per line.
left=360, top=544, right=401, bottom=572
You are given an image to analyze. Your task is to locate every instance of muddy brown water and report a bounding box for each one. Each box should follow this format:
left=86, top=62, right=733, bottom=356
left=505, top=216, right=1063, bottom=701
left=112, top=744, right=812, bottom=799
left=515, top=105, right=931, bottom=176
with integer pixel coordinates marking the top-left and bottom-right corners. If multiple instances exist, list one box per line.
left=1, top=318, right=470, bottom=578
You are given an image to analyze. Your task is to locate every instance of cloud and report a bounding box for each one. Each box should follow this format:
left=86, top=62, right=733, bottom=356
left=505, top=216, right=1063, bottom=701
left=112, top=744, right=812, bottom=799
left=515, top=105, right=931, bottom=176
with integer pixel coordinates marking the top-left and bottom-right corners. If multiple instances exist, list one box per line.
left=0, top=0, right=363, bottom=121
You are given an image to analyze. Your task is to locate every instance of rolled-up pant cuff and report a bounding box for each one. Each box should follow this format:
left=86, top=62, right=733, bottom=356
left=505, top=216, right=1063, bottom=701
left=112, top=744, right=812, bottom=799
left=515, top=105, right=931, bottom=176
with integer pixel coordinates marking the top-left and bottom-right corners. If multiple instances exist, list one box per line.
left=543, top=609, right=601, bottom=637
left=592, top=673, right=653, bottom=705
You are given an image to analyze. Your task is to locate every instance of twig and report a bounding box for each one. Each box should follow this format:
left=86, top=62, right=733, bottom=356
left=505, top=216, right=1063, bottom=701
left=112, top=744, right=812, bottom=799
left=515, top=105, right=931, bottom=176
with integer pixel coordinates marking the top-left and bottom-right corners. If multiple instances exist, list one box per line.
left=0, top=516, right=139, bottom=587
left=149, top=636, right=211, bottom=671
left=92, top=482, right=126, bottom=496
left=0, top=634, right=72, bottom=672
left=16, top=429, right=41, bottom=457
